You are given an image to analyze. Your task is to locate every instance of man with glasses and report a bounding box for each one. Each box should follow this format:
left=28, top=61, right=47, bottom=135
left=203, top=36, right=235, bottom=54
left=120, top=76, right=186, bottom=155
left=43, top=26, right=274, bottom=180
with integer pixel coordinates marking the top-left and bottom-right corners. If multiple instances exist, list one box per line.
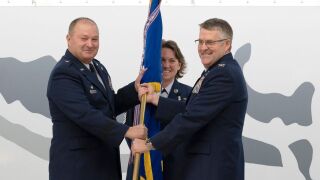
left=132, top=18, right=248, bottom=180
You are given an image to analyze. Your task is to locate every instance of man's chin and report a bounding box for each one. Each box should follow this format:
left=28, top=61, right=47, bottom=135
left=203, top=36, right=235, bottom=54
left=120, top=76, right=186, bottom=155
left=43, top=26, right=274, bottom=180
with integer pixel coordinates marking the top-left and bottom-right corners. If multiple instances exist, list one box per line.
left=201, top=59, right=210, bottom=65
left=82, top=55, right=95, bottom=60
left=81, top=57, right=94, bottom=63
left=83, top=51, right=97, bottom=57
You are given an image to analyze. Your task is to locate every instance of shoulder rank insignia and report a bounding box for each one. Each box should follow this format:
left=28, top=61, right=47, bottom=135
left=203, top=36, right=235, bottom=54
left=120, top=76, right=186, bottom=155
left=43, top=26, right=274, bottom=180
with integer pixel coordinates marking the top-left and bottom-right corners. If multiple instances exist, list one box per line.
left=218, top=63, right=225, bottom=67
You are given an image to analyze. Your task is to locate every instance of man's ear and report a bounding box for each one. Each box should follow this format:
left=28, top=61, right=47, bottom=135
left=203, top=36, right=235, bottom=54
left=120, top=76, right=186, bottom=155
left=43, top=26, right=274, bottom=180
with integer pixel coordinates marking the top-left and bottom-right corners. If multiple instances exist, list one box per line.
left=225, top=40, right=232, bottom=52
left=66, top=34, right=71, bottom=46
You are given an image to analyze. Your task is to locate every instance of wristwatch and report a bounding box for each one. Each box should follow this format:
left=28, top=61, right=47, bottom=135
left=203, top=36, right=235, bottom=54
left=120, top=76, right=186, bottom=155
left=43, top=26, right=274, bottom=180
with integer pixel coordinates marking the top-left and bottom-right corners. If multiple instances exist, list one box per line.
left=146, top=138, right=155, bottom=150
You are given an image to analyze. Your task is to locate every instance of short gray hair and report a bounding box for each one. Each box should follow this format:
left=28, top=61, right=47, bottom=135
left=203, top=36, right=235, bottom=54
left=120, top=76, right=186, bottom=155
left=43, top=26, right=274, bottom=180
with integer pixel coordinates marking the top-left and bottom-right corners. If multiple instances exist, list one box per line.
left=199, top=18, right=233, bottom=40
left=68, top=17, right=97, bottom=35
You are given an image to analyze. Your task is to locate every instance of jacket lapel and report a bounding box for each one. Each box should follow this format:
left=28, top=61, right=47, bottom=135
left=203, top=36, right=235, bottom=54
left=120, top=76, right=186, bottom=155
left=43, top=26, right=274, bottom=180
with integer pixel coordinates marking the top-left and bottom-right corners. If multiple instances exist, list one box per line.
left=168, top=79, right=179, bottom=100
left=82, top=68, right=108, bottom=97
left=64, top=50, right=114, bottom=111
left=91, top=60, right=116, bottom=113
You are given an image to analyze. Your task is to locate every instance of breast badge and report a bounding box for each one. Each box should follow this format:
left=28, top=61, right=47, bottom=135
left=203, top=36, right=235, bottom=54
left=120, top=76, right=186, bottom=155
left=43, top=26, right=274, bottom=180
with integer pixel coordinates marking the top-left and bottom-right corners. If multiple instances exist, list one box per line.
left=89, top=85, right=97, bottom=94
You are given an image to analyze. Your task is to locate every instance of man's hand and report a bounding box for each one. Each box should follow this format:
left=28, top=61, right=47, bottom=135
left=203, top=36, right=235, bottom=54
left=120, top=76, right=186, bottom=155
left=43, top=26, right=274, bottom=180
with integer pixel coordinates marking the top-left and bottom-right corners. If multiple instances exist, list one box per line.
left=138, top=83, right=159, bottom=106
left=134, top=66, right=147, bottom=92
left=134, top=66, right=159, bottom=106
left=137, top=83, right=149, bottom=101
left=125, top=124, right=147, bottom=140
left=131, top=138, right=149, bottom=154
left=146, top=93, right=159, bottom=106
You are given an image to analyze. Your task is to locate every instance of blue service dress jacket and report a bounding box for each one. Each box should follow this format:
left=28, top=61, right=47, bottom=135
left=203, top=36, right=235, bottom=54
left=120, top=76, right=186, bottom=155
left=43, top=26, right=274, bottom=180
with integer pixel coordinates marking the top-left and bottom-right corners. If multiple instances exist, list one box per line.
left=160, top=80, right=192, bottom=180
left=125, top=79, right=191, bottom=180
left=150, top=53, right=248, bottom=180
left=47, top=50, right=139, bottom=180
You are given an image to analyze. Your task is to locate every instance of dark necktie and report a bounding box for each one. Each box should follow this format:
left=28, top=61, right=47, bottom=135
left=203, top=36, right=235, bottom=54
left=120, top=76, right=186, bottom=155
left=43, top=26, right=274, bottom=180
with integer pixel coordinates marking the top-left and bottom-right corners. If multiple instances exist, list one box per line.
left=201, top=70, right=207, bottom=77
left=89, top=63, right=105, bottom=89
left=89, top=63, right=96, bottom=73
left=161, top=88, right=168, bottom=98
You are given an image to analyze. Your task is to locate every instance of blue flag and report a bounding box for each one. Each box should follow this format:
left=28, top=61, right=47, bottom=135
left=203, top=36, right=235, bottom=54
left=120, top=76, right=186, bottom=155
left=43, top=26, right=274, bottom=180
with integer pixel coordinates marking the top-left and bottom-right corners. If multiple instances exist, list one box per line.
left=139, top=1, right=163, bottom=179
left=126, top=0, right=163, bottom=180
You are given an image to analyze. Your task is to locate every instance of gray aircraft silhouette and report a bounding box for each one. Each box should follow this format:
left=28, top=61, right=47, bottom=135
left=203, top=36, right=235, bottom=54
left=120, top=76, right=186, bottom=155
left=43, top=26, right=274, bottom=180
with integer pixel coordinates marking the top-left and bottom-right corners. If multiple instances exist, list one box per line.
left=235, top=43, right=314, bottom=126
left=0, top=56, right=56, bottom=118
left=289, top=139, right=313, bottom=180
left=0, top=115, right=50, bottom=160
left=235, top=43, right=314, bottom=179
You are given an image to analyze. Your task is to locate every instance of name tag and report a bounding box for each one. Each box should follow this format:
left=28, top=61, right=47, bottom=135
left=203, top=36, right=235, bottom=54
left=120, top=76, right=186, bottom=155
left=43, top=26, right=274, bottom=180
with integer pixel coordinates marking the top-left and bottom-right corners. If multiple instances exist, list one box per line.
left=90, top=89, right=97, bottom=94
left=89, top=85, right=97, bottom=94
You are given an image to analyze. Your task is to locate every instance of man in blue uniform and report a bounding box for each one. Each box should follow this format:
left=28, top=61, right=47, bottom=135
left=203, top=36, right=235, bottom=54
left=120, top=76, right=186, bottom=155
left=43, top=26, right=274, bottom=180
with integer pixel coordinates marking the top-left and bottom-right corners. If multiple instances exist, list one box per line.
left=47, top=17, right=147, bottom=180
left=132, top=18, right=248, bottom=180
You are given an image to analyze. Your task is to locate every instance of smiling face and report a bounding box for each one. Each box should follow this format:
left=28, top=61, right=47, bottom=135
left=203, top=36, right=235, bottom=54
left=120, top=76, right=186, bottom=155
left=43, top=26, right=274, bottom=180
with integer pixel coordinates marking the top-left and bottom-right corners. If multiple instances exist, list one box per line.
left=161, top=47, right=181, bottom=85
left=198, top=28, right=231, bottom=69
left=67, top=20, right=99, bottom=64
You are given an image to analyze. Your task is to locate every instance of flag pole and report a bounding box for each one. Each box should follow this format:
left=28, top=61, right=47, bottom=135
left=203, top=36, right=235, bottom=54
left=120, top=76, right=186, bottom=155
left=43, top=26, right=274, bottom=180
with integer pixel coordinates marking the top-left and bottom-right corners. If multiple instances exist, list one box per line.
left=133, top=94, right=147, bottom=180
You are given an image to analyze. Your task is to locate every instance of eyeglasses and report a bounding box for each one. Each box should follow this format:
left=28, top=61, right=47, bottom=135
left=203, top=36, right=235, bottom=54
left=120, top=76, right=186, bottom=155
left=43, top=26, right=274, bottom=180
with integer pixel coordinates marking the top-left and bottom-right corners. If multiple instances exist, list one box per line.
left=194, top=39, right=228, bottom=48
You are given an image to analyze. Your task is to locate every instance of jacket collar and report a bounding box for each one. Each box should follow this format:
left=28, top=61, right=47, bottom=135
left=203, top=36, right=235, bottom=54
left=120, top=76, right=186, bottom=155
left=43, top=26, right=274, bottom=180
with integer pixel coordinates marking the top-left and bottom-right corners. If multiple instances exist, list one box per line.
left=206, top=52, right=233, bottom=72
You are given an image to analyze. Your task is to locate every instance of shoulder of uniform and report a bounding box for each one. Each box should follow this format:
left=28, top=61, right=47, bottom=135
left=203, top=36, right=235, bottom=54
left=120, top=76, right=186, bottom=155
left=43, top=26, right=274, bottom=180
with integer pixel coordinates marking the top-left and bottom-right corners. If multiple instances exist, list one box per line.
left=217, top=63, right=227, bottom=68
left=62, top=59, right=71, bottom=63
left=179, top=82, right=192, bottom=90
left=176, top=81, right=192, bottom=93
left=93, top=58, right=101, bottom=63
left=92, top=59, right=101, bottom=65
left=58, top=55, right=71, bottom=64
left=92, top=59, right=107, bottom=72
left=52, top=57, right=77, bottom=74
left=57, top=58, right=73, bottom=68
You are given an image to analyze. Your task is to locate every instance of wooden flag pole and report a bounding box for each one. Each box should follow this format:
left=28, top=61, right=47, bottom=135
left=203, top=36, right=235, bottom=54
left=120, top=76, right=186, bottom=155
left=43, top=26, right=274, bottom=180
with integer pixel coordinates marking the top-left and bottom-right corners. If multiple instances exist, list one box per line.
left=133, top=94, right=147, bottom=180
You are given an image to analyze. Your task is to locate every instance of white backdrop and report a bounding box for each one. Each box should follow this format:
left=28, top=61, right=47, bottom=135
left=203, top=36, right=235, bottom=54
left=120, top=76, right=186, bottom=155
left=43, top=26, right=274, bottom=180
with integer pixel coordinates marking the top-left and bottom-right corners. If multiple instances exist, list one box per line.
left=0, top=6, right=319, bottom=180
